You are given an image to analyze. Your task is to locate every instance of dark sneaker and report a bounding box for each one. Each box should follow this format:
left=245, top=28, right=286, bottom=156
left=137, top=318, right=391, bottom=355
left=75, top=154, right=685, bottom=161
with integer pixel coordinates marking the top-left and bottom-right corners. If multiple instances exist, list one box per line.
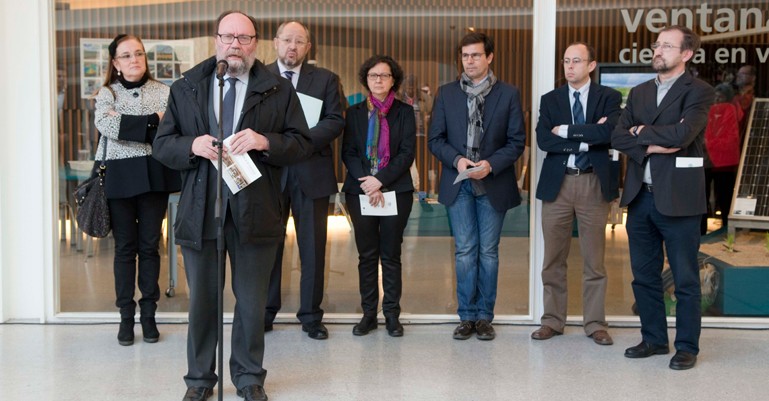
left=453, top=320, right=475, bottom=340
left=475, top=319, right=495, bottom=340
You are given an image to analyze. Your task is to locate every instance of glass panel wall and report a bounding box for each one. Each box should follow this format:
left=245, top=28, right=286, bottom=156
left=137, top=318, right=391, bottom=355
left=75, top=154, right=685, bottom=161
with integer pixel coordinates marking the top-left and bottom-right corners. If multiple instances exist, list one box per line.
left=55, top=0, right=533, bottom=318
left=555, top=0, right=769, bottom=318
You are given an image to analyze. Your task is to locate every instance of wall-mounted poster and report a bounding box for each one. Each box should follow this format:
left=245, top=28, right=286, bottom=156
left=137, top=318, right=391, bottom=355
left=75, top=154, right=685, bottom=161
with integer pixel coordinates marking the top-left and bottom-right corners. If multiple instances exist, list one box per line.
left=79, top=38, right=195, bottom=98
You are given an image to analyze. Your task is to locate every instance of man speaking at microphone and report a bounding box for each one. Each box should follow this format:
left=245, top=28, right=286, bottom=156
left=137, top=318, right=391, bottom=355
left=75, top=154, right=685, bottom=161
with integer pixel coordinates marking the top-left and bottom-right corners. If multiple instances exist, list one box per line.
left=153, top=10, right=311, bottom=401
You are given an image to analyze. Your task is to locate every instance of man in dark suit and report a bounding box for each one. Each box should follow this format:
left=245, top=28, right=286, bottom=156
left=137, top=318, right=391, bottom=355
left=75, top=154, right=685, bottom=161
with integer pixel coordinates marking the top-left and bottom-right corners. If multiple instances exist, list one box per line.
left=264, top=20, right=345, bottom=340
left=532, top=42, right=622, bottom=346
left=611, top=25, right=714, bottom=370
left=428, top=32, right=526, bottom=341
left=153, top=11, right=311, bottom=401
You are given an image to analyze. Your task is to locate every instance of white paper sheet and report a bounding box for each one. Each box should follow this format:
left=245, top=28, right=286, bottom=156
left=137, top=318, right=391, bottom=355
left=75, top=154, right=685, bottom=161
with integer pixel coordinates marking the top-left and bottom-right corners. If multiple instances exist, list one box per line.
left=360, top=191, right=398, bottom=216
left=297, top=93, right=323, bottom=129
left=453, top=166, right=485, bottom=184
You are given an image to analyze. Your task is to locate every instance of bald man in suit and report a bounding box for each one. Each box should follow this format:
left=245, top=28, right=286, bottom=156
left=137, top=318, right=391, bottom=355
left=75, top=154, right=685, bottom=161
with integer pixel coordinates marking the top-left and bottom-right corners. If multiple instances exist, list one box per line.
left=533, top=42, right=621, bottom=346
left=264, top=20, right=345, bottom=340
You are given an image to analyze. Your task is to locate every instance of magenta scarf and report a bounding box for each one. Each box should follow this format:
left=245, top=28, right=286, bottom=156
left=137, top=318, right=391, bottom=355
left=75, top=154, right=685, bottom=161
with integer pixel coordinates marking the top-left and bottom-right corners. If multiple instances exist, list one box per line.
left=366, top=90, right=395, bottom=173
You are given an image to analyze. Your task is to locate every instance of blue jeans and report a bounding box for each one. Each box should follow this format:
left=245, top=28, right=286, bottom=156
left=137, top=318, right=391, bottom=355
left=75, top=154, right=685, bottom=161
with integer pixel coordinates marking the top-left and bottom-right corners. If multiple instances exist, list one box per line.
left=446, top=180, right=506, bottom=322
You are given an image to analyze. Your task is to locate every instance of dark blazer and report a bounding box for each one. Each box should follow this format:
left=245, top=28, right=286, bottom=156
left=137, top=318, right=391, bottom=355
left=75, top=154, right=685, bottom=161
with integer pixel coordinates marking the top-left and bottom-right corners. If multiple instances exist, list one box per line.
left=153, top=57, right=312, bottom=249
left=428, top=79, right=526, bottom=212
left=611, top=73, right=714, bottom=217
left=536, top=82, right=622, bottom=202
left=341, top=99, right=416, bottom=194
left=267, top=62, right=345, bottom=199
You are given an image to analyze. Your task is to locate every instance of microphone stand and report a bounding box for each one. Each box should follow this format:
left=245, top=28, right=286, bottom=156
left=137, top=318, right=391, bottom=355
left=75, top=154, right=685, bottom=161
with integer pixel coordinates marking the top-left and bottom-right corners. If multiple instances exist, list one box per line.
left=213, top=72, right=226, bottom=401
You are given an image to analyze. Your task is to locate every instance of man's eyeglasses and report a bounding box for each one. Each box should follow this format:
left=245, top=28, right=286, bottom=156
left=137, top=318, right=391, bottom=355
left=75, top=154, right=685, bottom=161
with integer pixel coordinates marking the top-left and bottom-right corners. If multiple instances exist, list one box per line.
left=217, top=33, right=257, bottom=45
left=562, top=57, right=587, bottom=65
left=367, top=73, right=392, bottom=81
left=650, top=42, right=681, bottom=51
left=461, top=53, right=485, bottom=61
left=115, top=51, right=146, bottom=61
left=278, top=37, right=308, bottom=47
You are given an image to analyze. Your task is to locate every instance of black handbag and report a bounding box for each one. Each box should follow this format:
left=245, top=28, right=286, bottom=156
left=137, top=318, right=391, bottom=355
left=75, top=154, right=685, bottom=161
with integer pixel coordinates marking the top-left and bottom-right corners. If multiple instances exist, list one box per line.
left=73, top=138, right=111, bottom=238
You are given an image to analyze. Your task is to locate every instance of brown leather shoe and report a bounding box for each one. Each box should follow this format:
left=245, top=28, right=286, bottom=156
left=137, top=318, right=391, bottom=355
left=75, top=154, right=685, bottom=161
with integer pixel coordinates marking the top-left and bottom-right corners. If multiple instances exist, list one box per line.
left=590, top=330, right=614, bottom=345
left=531, top=326, right=561, bottom=340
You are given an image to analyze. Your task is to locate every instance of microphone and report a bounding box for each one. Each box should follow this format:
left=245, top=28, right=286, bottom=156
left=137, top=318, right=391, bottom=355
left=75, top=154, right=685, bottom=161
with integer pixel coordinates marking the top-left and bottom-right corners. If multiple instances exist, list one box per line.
left=215, top=60, right=229, bottom=79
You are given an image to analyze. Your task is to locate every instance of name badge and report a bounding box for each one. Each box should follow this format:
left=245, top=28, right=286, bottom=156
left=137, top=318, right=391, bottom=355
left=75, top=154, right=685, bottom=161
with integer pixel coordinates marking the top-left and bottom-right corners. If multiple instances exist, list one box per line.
left=675, top=157, right=703, bottom=168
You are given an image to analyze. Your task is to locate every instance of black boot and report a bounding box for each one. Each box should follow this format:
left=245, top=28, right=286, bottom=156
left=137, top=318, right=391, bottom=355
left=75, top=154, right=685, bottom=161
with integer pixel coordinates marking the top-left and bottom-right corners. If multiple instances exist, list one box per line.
left=118, top=318, right=135, bottom=346
left=140, top=316, right=159, bottom=343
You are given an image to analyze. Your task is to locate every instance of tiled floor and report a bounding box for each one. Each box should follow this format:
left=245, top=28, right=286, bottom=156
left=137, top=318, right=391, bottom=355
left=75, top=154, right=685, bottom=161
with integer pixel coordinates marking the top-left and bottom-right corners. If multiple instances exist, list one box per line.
left=2, top=322, right=768, bottom=400
left=14, top=207, right=766, bottom=400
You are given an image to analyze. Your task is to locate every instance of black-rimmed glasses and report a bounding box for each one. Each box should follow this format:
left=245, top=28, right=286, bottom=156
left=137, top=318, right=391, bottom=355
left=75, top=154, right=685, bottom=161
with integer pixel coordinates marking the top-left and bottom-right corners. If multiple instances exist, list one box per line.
left=367, top=73, right=392, bottom=81
left=217, top=33, right=256, bottom=45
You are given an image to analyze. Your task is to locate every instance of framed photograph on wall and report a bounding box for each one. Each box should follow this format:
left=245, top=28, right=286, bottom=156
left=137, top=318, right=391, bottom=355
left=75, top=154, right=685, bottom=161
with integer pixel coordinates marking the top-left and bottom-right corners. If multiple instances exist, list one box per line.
left=79, top=38, right=195, bottom=98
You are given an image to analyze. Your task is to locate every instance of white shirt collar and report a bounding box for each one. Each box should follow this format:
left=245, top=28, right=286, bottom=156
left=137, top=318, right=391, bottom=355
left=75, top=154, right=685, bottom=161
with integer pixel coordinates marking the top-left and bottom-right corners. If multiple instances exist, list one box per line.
left=277, top=60, right=302, bottom=76
left=569, top=79, right=591, bottom=98
left=221, top=71, right=249, bottom=87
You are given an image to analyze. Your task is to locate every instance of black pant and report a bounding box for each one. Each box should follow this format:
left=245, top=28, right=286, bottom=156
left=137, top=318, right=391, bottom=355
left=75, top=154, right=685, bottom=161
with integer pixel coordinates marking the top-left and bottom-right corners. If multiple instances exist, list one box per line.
left=181, top=211, right=278, bottom=389
left=265, top=170, right=329, bottom=325
left=108, top=191, right=169, bottom=318
left=712, top=170, right=736, bottom=226
left=346, top=191, right=413, bottom=318
left=627, top=191, right=702, bottom=354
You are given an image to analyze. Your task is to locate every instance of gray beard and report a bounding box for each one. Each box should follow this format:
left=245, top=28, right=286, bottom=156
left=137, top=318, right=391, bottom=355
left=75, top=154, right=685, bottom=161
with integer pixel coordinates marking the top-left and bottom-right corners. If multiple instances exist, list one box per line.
left=227, top=59, right=252, bottom=76
left=280, top=57, right=301, bottom=68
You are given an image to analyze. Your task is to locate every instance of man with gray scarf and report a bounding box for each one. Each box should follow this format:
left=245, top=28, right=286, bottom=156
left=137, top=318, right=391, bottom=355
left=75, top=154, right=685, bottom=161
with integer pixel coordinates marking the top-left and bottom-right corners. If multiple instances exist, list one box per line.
left=429, top=32, right=526, bottom=341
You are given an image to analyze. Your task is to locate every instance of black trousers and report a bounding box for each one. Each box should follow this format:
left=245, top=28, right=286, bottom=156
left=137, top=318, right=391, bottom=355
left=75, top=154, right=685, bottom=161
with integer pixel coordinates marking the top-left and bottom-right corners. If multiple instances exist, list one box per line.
left=108, top=191, right=169, bottom=318
left=181, top=211, right=278, bottom=389
left=712, top=170, right=736, bottom=226
left=346, top=191, right=413, bottom=318
left=265, top=170, right=329, bottom=325
left=627, top=191, right=702, bottom=354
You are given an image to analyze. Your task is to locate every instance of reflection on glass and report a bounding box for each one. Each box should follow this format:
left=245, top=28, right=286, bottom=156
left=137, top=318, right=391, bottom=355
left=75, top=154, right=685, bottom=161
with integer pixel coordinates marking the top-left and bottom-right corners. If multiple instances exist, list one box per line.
left=56, top=1, right=533, bottom=318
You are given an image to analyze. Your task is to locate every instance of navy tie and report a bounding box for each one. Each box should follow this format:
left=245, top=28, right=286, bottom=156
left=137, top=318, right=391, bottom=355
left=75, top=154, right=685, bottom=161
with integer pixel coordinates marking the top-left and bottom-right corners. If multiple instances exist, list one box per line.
left=222, top=77, right=238, bottom=138
left=573, top=91, right=591, bottom=170
left=283, top=70, right=295, bottom=87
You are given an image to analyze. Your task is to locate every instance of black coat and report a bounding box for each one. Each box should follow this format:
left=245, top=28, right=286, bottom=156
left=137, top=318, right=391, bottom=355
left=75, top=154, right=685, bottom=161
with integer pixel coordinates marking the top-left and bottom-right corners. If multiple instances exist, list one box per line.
left=152, top=57, right=312, bottom=249
left=341, top=99, right=416, bottom=194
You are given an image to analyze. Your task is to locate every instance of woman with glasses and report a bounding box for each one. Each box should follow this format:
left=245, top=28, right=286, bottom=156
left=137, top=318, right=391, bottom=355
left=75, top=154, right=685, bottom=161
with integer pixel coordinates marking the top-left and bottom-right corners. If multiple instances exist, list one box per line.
left=342, top=55, right=416, bottom=337
left=93, top=34, right=180, bottom=346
